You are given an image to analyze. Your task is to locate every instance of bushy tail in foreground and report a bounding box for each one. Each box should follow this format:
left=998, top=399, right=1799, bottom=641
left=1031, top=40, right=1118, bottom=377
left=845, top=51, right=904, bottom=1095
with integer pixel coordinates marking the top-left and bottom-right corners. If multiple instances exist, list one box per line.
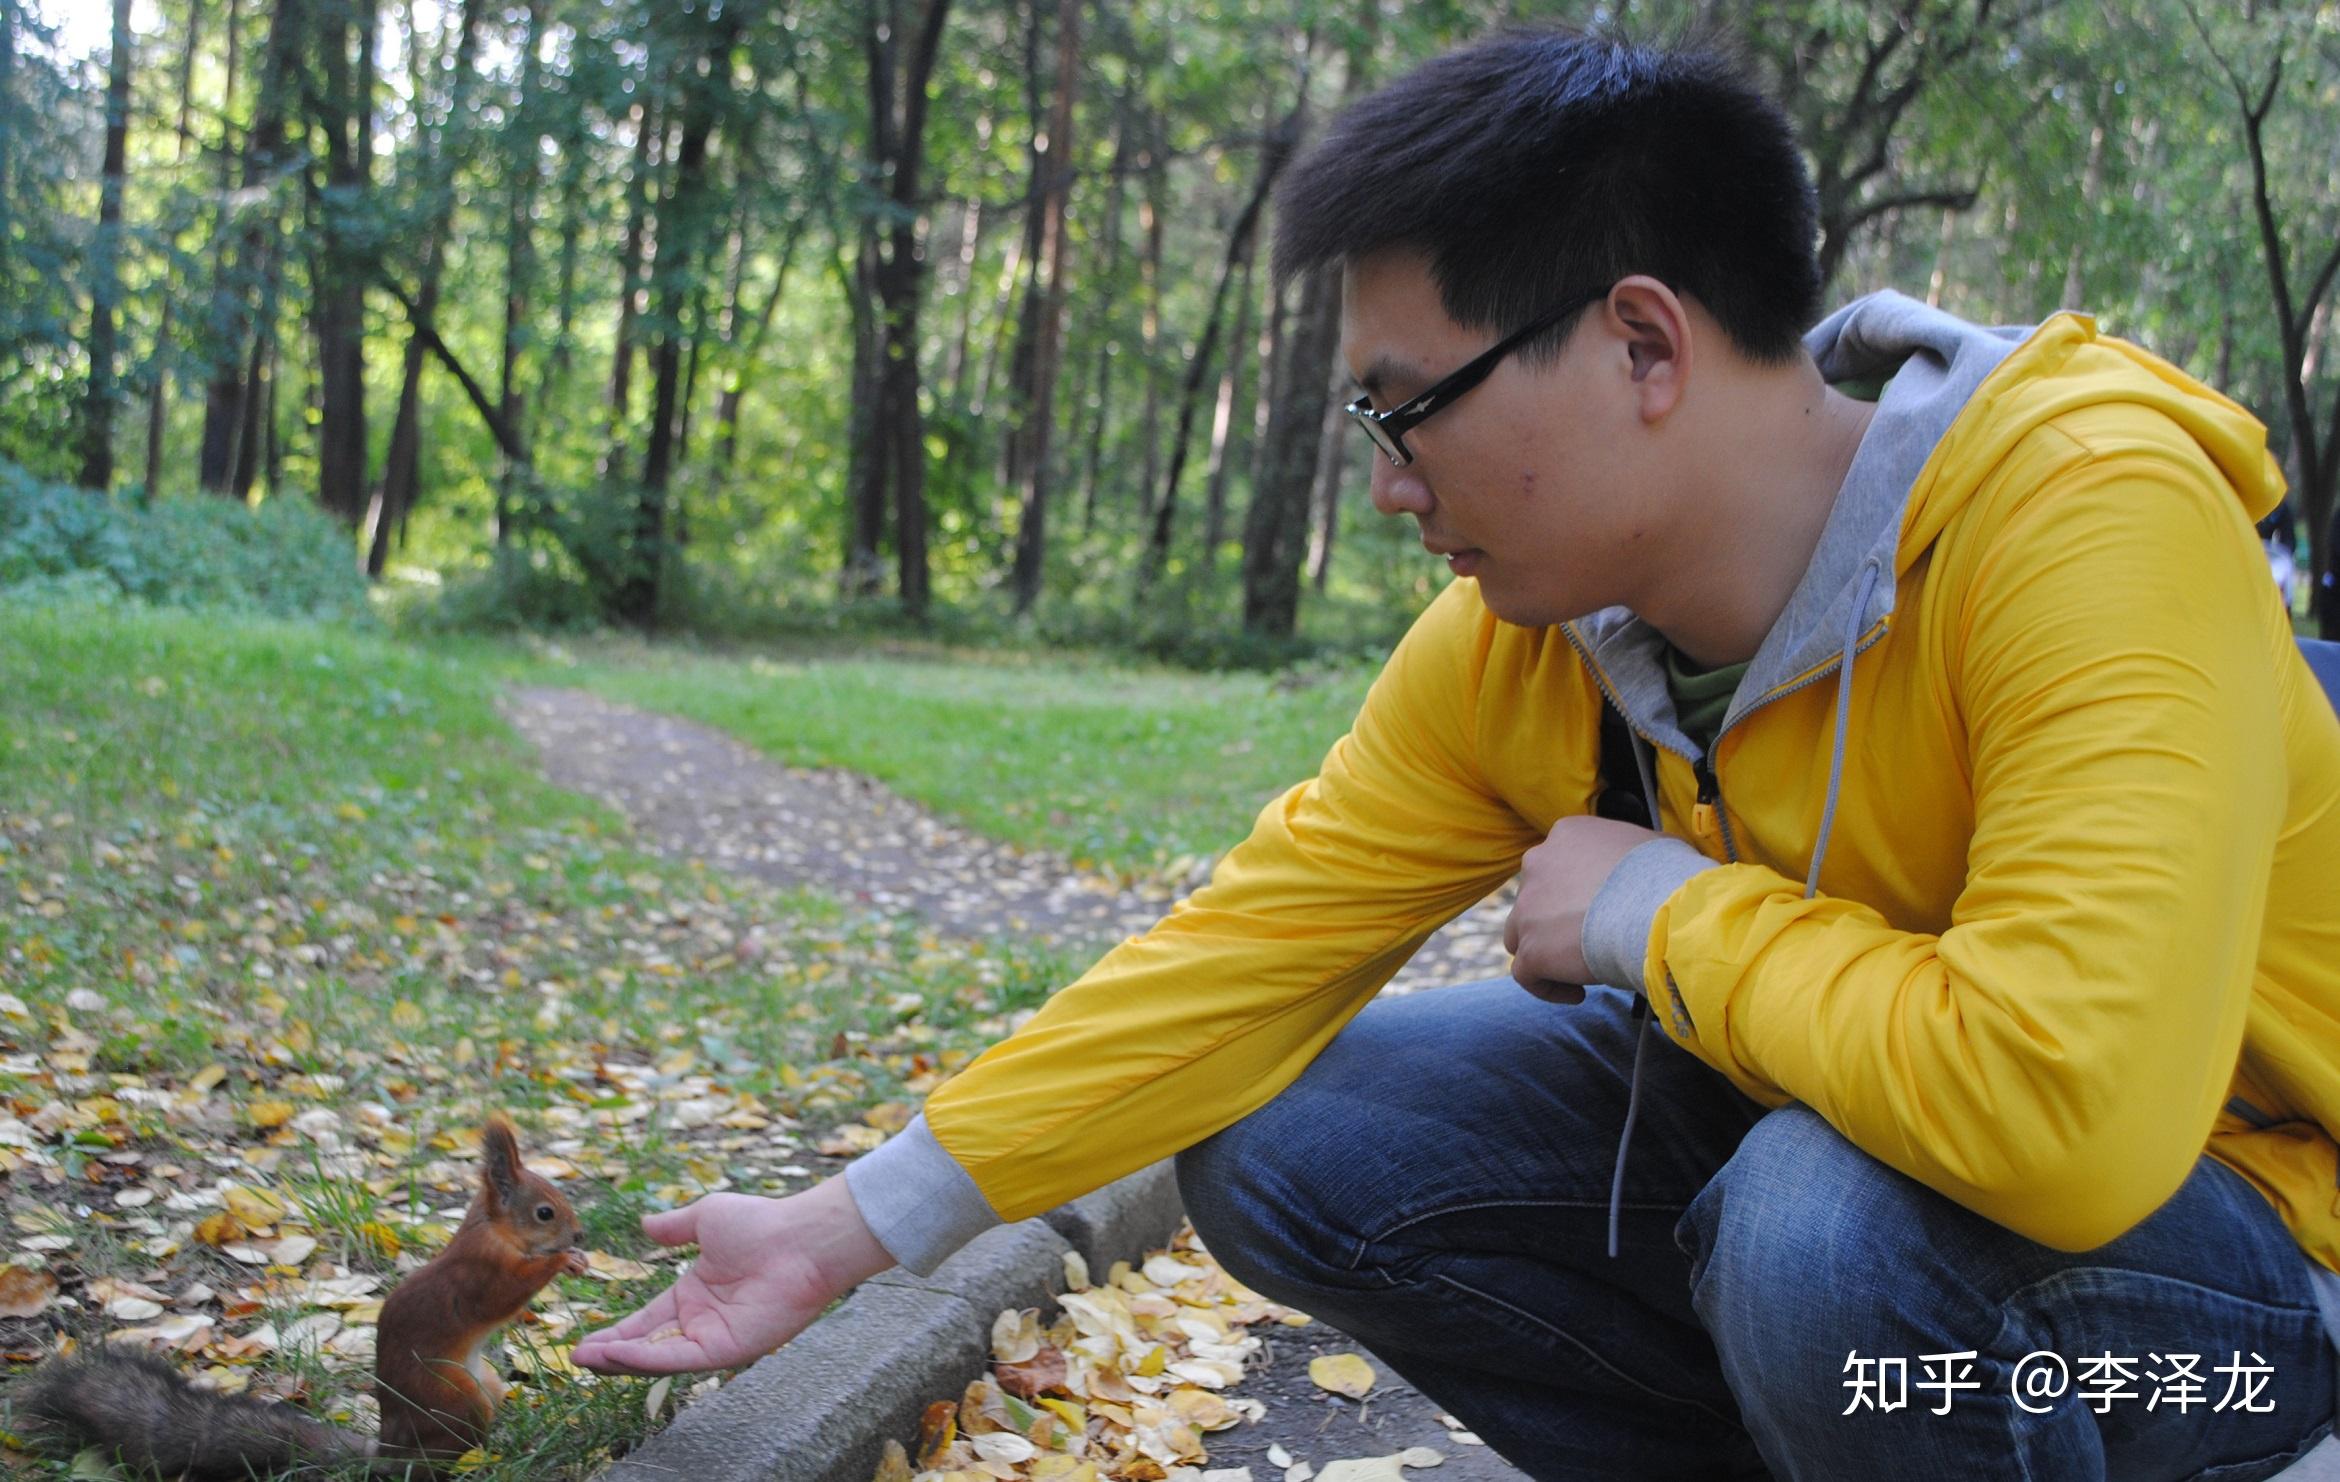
left=23, top=1347, right=375, bottom=1480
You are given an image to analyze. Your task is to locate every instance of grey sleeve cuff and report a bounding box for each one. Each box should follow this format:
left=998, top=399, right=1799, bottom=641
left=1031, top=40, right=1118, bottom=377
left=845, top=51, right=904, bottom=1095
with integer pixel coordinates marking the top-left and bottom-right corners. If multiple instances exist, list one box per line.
left=1580, top=836, right=1716, bottom=995
left=841, top=1114, right=1003, bottom=1276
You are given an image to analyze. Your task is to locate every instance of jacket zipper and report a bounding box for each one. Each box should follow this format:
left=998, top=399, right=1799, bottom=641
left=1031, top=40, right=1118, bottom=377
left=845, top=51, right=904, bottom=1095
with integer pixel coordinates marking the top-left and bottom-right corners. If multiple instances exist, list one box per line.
left=1566, top=615, right=1894, bottom=868
left=1691, top=752, right=1733, bottom=860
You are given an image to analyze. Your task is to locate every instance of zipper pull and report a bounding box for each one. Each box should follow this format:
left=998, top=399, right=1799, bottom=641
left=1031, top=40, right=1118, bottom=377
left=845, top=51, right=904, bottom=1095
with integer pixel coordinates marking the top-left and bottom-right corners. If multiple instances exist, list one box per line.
left=1692, top=754, right=1720, bottom=840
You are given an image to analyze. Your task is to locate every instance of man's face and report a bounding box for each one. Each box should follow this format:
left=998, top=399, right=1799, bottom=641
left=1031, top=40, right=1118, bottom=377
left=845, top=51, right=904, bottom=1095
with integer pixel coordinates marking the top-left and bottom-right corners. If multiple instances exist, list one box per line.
left=1338, top=250, right=1657, bottom=627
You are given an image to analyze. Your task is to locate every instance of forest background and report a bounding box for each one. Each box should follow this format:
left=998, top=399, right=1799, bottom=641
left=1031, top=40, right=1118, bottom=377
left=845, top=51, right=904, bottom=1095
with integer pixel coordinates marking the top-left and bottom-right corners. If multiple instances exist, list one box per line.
left=3, top=0, right=2338, bottom=653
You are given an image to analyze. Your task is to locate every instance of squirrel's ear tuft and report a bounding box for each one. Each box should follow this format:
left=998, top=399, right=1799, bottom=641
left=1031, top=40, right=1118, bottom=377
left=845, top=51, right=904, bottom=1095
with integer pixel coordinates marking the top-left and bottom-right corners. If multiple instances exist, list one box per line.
left=480, top=1117, right=526, bottom=1211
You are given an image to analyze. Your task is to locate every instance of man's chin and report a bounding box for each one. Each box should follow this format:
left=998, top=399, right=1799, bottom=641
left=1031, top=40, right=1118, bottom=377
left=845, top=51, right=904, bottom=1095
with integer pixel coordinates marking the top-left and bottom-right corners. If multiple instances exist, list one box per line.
left=1479, top=585, right=1605, bottom=631
left=1474, top=581, right=1557, bottom=629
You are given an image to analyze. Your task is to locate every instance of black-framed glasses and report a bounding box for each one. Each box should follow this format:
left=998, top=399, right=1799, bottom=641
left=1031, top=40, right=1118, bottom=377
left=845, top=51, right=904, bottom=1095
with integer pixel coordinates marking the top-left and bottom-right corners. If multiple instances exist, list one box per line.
left=1344, top=288, right=1607, bottom=468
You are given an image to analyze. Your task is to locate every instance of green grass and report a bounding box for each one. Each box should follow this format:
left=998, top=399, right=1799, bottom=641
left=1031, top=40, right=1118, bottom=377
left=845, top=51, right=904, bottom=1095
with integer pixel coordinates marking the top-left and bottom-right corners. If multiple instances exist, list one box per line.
left=0, top=602, right=1080, bottom=1482
left=542, top=639, right=1381, bottom=879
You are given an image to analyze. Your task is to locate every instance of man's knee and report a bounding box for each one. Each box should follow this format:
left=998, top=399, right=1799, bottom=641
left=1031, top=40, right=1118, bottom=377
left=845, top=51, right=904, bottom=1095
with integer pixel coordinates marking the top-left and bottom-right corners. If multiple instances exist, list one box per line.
left=1679, top=1105, right=1942, bottom=1383
left=1176, top=1103, right=1360, bottom=1309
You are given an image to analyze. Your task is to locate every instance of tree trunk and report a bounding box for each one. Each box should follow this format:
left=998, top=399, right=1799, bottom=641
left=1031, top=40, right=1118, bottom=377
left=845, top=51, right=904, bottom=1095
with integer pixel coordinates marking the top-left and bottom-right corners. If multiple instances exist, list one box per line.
left=1201, top=247, right=1257, bottom=567
left=1241, top=263, right=1340, bottom=636
left=1139, top=105, right=1295, bottom=592
left=943, top=199, right=983, bottom=403
left=310, top=0, right=372, bottom=528
left=1247, top=258, right=1287, bottom=501
left=1304, top=368, right=1348, bottom=592
left=714, top=222, right=799, bottom=479
left=676, top=283, right=707, bottom=471
left=972, top=193, right=1028, bottom=418
left=1075, top=85, right=1133, bottom=534
left=199, top=0, right=303, bottom=497
left=143, top=0, right=206, bottom=500
left=496, top=0, right=545, bottom=544
left=1008, top=0, right=1082, bottom=615
left=365, top=0, right=485, bottom=575
left=545, top=69, right=590, bottom=403
left=74, top=0, right=132, bottom=493
left=2216, top=42, right=2340, bottom=634
left=703, top=187, right=751, bottom=464
left=842, top=236, right=886, bottom=596
left=260, top=325, right=282, bottom=499
left=2060, top=84, right=2111, bottom=311
left=1136, top=126, right=1165, bottom=519
left=624, top=4, right=744, bottom=627
left=853, top=0, right=954, bottom=621
left=603, top=81, right=661, bottom=473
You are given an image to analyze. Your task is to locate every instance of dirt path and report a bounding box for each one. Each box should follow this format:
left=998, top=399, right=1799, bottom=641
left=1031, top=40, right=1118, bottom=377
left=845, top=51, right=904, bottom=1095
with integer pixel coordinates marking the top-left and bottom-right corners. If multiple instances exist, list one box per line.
left=502, top=684, right=1532, bottom=1482
left=503, top=686, right=1515, bottom=995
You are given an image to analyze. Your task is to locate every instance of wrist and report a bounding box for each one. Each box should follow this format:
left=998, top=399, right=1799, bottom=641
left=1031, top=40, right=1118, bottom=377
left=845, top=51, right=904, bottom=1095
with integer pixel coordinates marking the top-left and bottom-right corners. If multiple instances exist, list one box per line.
left=799, top=1174, right=897, bottom=1292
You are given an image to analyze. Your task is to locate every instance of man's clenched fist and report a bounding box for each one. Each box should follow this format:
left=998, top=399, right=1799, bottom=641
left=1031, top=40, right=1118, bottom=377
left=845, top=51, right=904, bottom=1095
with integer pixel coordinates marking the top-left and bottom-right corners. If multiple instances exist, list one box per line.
left=1505, top=815, right=1665, bottom=1002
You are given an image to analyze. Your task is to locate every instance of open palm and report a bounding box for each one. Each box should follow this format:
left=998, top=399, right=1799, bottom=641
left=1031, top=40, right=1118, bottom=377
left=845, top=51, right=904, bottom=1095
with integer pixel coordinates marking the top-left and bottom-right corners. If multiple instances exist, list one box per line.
left=572, top=1192, right=847, bottom=1375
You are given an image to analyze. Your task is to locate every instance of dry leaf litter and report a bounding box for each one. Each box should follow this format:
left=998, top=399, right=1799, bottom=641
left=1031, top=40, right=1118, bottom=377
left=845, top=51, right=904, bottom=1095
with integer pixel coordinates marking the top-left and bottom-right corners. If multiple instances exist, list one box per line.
left=867, top=1227, right=1454, bottom=1482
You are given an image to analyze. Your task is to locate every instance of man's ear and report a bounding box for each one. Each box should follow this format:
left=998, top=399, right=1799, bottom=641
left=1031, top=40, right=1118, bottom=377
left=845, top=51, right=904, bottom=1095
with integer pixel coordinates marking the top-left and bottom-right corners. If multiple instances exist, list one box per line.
left=1602, top=276, right=1692, bottom=423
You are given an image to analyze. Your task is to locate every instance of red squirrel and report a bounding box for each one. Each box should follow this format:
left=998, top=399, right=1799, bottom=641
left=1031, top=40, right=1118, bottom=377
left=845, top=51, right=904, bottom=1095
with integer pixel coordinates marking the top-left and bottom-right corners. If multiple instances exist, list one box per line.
left=25, top=1117, right=590, bottom=1479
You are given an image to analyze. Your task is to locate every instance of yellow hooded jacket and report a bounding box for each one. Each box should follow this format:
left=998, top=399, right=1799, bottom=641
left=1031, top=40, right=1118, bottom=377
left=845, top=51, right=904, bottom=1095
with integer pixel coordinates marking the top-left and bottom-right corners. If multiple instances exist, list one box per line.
left=848, top=293, right=2340, bottom=1280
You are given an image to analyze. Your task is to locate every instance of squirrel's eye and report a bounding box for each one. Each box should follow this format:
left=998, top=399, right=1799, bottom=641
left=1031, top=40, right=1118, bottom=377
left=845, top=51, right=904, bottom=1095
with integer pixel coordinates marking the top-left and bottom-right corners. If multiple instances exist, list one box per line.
left=536, top=1203, right=555, bottom=1222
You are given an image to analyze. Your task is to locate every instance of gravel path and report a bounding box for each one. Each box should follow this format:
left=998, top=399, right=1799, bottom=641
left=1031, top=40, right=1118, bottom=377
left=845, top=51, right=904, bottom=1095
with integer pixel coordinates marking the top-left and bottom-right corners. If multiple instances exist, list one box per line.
left=502, top=685, right=1516, bottom=995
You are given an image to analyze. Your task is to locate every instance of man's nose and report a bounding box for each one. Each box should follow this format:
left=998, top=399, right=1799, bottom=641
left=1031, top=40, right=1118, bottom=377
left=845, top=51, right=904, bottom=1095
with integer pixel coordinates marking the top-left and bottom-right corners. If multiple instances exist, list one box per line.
left=1368, top=455, right=1433, bottom=518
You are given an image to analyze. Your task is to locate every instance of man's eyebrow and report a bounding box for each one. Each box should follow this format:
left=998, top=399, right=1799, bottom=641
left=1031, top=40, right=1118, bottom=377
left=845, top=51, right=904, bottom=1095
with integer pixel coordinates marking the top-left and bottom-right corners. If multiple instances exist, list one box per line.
left=1352, top=356, right=1422, bottom=400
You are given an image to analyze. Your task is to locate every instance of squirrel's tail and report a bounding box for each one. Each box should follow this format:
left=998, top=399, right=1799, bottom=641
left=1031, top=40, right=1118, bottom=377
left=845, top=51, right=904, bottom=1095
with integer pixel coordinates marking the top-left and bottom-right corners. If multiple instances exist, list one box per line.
left=22, top=1347, right=379, bottom=1480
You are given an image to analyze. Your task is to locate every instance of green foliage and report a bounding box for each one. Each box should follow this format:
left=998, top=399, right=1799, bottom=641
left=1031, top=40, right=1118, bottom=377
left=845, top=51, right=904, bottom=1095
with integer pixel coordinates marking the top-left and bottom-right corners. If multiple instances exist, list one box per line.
left=11, top=0, right=2336, bottom=632
left=0, top=461, right=369, bottom=620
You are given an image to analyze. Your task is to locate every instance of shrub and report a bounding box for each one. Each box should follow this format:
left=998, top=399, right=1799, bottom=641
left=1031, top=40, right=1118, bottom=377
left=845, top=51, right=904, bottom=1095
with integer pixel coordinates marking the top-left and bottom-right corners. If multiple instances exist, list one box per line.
left=0, top=462, right=369, bottom=621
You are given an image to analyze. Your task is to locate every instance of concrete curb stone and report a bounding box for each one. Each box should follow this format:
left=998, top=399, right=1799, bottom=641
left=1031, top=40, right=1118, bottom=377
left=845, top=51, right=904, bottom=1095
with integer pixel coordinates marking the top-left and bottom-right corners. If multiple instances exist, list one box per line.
left=867, top=1214, right=1075, bottom=1320
left=1040, top=1161, right=1189, bottom=1278
left=596, top=1161, right=1185, bottom=1482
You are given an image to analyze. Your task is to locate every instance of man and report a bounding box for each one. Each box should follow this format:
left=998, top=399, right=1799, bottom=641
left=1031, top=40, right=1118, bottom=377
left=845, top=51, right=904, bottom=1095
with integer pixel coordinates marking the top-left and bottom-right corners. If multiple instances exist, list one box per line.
left=578, top=31, right=2340, bottom=1482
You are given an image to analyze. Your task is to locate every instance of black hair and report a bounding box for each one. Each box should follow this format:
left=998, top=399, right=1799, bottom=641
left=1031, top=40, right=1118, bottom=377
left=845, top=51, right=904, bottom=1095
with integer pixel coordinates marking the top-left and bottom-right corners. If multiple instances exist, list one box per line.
left=1273, top=29, right=1822, bottom=363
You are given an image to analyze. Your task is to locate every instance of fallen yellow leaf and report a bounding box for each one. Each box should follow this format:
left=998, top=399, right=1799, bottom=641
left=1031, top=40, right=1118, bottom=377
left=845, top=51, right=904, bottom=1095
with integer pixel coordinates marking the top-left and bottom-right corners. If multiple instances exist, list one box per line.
left=193, top=1212, right=246, bottom=1248
left=222, top=1186, right=288, bottom=1228
left=583, top=1251, right=655, bottom=1281
left=1308, top=1353, right=1376, bottom=1399
left=353, top=1221, right=402, bottom=1260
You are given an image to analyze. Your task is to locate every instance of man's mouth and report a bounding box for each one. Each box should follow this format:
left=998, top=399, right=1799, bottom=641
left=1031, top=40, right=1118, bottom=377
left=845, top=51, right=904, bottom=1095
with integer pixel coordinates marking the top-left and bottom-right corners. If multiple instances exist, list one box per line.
left=1423, top=542, right=1486, bottom=576
left=1420, top=538, right=1477, bottom=558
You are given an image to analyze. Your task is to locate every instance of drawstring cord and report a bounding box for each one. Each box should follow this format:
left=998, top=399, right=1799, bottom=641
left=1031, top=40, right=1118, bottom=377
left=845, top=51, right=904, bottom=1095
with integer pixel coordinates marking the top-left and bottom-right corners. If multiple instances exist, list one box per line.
left=1805, top=560, right=1881, bottom=902
left=1604, top=557, right=1883, bottom=1259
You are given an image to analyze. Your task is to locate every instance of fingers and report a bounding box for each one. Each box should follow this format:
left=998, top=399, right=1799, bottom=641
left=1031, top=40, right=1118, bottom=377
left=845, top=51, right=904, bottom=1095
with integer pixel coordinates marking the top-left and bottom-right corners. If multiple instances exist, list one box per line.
left=573, top=1332, right=718, bottom=1377
left=641, top=1202, right=703, bottom=1248
left=1519, top=979, right=1586, bottom=1005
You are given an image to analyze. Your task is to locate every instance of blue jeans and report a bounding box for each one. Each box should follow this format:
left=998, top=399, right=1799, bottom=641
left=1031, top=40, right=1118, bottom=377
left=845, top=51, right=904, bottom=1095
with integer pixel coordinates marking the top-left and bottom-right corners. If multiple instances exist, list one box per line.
left=1176, top=982, right=2338, bottom=1481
